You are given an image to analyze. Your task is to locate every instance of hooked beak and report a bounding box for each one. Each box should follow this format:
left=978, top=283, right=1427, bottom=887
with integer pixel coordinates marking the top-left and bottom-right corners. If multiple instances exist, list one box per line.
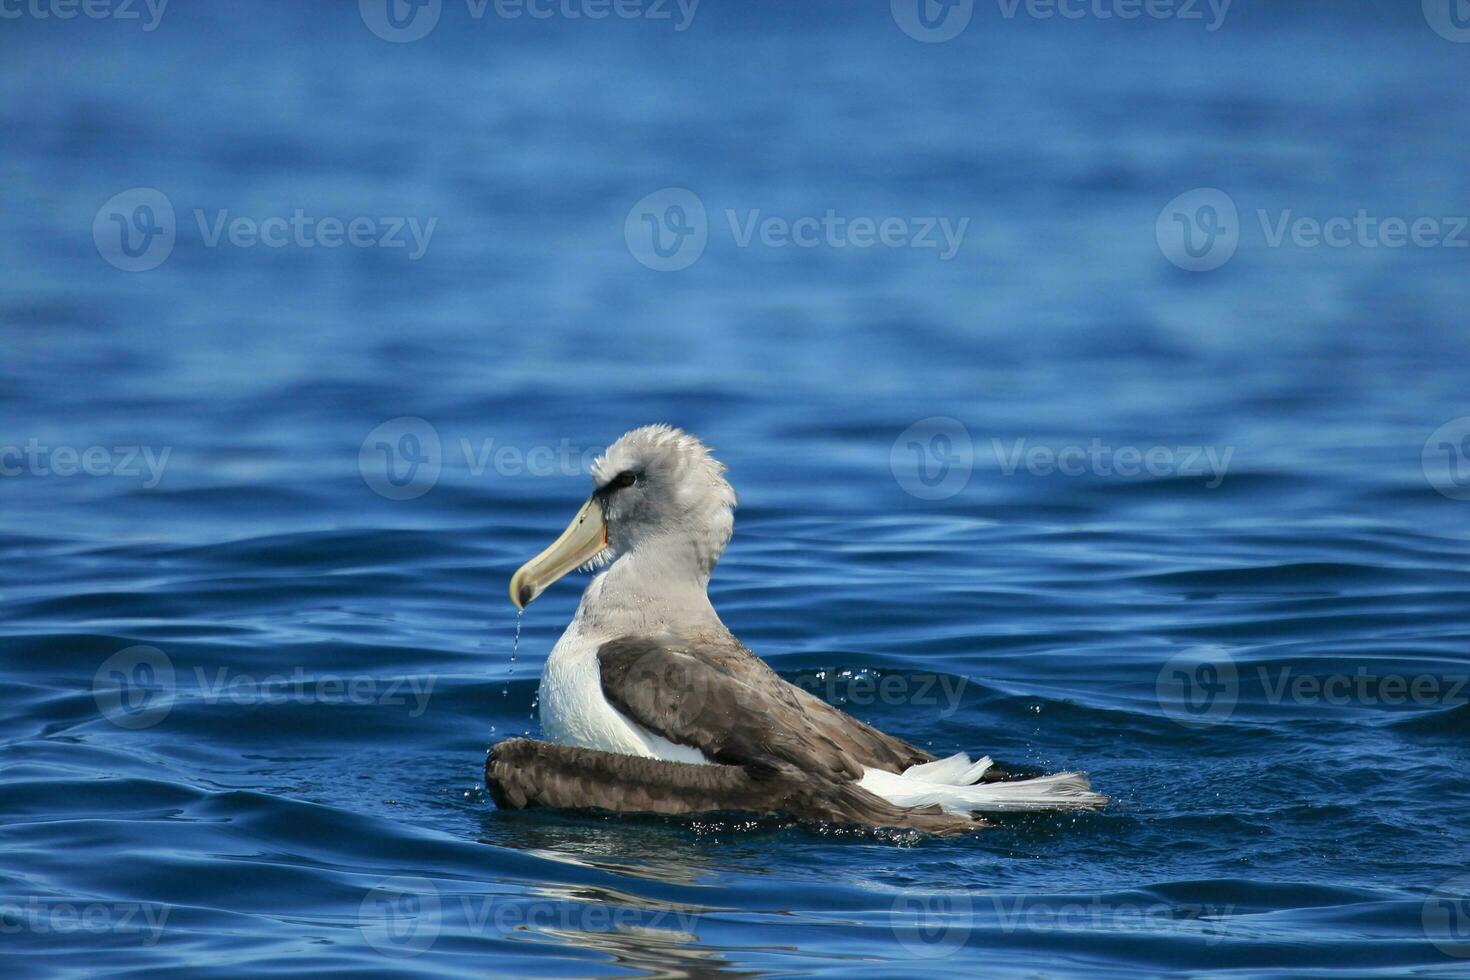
left=509, top=496, right=608, bottom=609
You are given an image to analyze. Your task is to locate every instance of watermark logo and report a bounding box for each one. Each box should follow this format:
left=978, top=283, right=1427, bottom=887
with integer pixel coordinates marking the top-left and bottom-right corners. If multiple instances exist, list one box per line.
left=891, top=0, right=973, bottom=42
left=891, top=417, right=974, bottom=500
left=93, top=646, right=176, bottom=729
left=625, top=188, right=707, bottom=272
left=1425, top=874, right=1470, bottom=957
left=360, top=0, right=442, bottom=41
left=360, top=417, right=443, bottom=500
left=1423, top=0, right=1470, bottom=42
left=94, top=188, right=176, bottom=272
left=1423, top=417, right=1470, bottom=501
left=1156, top=649, right=1238, bottom=728
left=1156, top=188, right=1239, bottom=272
left=360, top=876, right=441, bottom=956
left=616, top=646, right=713, bottom=728
left=890, top=891, right=973, bottom=958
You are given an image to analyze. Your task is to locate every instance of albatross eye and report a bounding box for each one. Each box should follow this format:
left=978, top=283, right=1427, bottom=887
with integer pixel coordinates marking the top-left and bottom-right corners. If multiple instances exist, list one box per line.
left=608, top=470, right=638, bottom=491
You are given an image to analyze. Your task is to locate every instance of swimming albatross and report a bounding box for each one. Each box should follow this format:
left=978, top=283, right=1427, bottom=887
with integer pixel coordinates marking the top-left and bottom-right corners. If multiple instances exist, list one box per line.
left=486, top=425, right=1105, bottom=834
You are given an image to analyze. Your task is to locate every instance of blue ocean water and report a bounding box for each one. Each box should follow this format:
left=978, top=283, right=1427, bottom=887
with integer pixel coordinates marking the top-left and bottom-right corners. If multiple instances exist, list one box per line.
left=3, top=1, right=1470, bottom=975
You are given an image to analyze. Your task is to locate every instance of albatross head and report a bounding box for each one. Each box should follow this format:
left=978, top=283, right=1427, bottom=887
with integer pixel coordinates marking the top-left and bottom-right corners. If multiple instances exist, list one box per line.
left=509, top=425, right=736, bottom=609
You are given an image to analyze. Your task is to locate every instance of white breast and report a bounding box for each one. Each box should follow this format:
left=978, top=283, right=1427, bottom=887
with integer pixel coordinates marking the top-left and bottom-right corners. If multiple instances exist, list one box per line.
left=538, top=613, right=710, bottom=765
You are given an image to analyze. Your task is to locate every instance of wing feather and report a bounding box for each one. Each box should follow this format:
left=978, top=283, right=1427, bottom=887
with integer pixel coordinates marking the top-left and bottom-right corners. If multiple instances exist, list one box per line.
left=597, top=634, right=930, bottom=780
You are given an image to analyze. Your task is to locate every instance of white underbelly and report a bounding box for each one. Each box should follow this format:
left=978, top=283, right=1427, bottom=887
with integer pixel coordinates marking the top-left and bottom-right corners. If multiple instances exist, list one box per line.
left=538, top=628, right=710, bottom=765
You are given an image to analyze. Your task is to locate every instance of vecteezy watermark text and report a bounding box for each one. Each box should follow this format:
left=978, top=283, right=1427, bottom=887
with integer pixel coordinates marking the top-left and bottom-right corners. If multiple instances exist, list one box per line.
left=93, top=646, right=438, bottom=729
left=891, top=0, right=1230, bottom=43
left=195, top=210, right=436, bottom=259
left=0, top=440, right=170, bottom=487
left=359, top=0, right=698, bottom=43
left=992, top=438, right=1232, bottom=488
left=0, top=899, right=170, bottom=945
left=1156, top=649, right=1470, bottom=728
left=890, top=890, right=1235, bottom=958
left=359, top=417, right=605, bottom=500
left=0, top=0, right=168, bottom=29
left=984, top=894, right=1234, bottom=939
left=995, top=0, right=1230, bottom=29
left=624, top=188, right=969, bottom=271
left=1157, top=188, right=1469, bottom=272
left=890, top=418, right=1235, bottom=500
left=94, top=188, right=437, bottom=272
left=359, top=876, right=701, bottom=957
left=726, top=210, right=968, bottom=260
left=792, top=669, right=969, bottom=718
left=191, top=667, right=435, bottom=717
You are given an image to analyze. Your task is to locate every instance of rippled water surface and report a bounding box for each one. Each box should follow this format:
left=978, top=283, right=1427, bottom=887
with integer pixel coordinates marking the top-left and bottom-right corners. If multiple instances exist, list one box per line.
left=4, top=1, right=1470, bottom=975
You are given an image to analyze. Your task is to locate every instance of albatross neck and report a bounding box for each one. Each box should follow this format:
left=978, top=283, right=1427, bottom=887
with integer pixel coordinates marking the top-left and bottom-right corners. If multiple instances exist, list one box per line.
left=576, top=539, right=724, bottom=636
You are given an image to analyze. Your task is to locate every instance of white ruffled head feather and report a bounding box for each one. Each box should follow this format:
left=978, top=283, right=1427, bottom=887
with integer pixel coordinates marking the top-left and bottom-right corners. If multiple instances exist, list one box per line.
left=588, top=424, right=736, bottom=576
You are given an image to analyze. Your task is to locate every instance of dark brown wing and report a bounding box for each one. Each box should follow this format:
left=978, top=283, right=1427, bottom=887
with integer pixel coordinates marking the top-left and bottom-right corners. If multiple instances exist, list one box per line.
left=485, top=738, right=983, bottom=836
left=597, top=634, right=931, bottom=780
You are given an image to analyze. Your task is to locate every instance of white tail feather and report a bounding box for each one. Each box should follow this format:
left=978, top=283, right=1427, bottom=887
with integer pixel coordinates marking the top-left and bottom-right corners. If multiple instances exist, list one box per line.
left=902, top=753, right=995, bottom=785
left=858, top=752, right=1107, bottom=815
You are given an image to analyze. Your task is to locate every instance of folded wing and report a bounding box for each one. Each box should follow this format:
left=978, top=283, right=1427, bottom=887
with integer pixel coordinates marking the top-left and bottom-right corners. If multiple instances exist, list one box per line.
left=597, top=633, right=931, bottom=780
